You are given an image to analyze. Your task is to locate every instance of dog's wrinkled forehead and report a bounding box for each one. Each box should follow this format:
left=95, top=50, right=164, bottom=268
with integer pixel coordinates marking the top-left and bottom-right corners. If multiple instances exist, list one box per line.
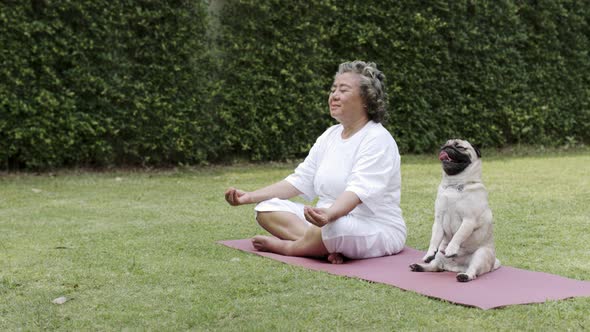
left=443, top=139, right=481, bottom=159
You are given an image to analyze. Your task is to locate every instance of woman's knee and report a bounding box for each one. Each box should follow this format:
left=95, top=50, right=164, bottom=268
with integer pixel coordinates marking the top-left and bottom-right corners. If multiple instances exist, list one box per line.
left=255, top=211, right=271, bottom=228
left=255, top=211, right=308, bottom=241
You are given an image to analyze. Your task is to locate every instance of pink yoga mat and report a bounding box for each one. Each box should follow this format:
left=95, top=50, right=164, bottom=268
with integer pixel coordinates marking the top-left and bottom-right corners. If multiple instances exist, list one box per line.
left=219, top=239, right=590, bottom=309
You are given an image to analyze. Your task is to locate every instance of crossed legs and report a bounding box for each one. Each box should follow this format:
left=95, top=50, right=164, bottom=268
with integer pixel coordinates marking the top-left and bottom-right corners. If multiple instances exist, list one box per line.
left=253, top=211, right=344, bottom=264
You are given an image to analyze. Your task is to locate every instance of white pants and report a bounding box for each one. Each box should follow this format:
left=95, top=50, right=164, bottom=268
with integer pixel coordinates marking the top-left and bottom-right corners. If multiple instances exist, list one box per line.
left=255, top=198, right=405, bottom=259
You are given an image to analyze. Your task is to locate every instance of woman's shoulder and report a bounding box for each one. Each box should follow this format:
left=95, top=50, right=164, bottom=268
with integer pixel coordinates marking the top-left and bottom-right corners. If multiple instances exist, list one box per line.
left=317, top=124, right=342, bottom=140
left=308, top=124, right=342, bottom=151
left=361, top=122, right=400, bottom=154
left=365, top=122, right=395, bottom=141
left=325, top=123, right=342, bottom=135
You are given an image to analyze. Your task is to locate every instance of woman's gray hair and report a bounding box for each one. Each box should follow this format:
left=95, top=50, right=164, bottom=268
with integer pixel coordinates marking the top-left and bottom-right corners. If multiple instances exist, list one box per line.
left=336, top=60, right=388, bottom=123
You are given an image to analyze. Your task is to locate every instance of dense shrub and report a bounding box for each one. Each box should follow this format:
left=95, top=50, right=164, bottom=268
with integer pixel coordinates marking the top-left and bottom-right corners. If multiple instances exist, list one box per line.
left=213, top=1, right=338, bottom=161
left=0, top=0, right=214, bottom=169
left=1, top=0, right=589, bottom=169
left=216, top=0, right=589, bottom=158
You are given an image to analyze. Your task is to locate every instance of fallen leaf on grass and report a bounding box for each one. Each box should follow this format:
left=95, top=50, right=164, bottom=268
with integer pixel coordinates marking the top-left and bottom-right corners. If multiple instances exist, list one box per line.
left=52, top=296, right=69, bottom=305
left=32, top=188, right=42, bottom=193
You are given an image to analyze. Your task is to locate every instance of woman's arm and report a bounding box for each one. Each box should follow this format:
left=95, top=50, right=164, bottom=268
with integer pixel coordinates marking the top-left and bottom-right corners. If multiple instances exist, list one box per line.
left=304, top=191, right=361, bottom=227
left=224, top=180, right=302, bottom=206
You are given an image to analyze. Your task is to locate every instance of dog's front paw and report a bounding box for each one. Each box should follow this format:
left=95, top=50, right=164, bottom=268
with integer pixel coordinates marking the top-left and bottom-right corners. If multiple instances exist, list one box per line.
left=456, top=273, right=472, bottom=282
left=422, top=250, right=437, bottom=263
left=409, top=264, right=424, bottom=272
left=444, top=244, right=459, bottom=257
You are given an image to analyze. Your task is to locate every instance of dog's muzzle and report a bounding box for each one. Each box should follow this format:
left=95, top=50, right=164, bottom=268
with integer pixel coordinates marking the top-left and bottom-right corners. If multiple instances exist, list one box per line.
left=439, top=145, right=471, bottom=176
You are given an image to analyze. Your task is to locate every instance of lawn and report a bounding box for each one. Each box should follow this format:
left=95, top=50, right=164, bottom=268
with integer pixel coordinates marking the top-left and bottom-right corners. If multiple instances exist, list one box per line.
left=1, top=149, right=589, bottom=330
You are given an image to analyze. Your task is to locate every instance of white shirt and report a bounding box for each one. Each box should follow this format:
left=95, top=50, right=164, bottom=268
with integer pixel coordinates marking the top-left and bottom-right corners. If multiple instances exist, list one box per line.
left=285, top=121, right=405, bottom=234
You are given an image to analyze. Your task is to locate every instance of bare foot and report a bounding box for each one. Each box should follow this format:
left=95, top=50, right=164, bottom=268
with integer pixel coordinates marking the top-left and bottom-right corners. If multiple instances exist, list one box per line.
left=252, top=235, right=290, bottom=255
left=327, top=253, right=345, bottom=264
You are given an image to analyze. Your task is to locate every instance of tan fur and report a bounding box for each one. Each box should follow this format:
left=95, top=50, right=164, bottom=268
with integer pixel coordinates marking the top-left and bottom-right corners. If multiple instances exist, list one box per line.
left=410, top=139, right=500, bottom=282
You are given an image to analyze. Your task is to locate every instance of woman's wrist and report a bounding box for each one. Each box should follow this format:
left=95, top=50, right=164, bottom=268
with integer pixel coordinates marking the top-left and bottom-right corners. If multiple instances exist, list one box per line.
left=246, top=191, right=261, bottom=204
left=321, top=208, right=334, bottom=223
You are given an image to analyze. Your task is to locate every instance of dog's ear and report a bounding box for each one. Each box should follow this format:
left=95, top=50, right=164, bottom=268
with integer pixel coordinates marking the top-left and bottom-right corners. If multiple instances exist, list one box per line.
left=472, top=144, right=482, bottom=158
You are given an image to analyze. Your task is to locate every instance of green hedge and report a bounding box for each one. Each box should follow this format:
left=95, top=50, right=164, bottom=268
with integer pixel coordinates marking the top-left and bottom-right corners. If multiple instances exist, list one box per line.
left=0, top=0, right=215, bottom=169
left=217, top=0, right=590, bottom=156
left=1, top=0, right=589, bottom=169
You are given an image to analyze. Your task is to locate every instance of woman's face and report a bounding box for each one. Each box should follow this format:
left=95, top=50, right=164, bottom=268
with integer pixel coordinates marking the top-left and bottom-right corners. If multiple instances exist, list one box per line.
left=328, top=72, right=366, bottom=124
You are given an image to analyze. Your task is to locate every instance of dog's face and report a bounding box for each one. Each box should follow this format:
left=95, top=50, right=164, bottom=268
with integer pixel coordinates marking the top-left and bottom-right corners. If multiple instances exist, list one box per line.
left=439, top=139, right=481, bottom=176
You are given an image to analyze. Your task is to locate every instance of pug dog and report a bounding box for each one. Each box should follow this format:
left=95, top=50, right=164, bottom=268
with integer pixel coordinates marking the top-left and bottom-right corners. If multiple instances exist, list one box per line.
left=410, top=139, right=500, bottom=282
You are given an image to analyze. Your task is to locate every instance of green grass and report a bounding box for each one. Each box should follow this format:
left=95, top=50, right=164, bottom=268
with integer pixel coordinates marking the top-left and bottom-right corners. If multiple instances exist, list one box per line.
left=1, top=149, right=589, bottom=330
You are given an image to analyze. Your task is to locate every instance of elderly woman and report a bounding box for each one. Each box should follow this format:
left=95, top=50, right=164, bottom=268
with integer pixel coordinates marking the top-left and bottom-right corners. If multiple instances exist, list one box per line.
left=224, top=60, right=406, bottom=263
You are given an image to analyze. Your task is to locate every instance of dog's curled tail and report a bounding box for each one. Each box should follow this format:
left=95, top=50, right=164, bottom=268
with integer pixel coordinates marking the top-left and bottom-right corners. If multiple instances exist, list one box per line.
left=493, top=258, right=501, bottom=270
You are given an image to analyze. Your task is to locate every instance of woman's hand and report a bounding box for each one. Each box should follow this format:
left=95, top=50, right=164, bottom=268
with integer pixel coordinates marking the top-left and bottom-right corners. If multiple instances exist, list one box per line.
left=304, top=206, right=334, bottom=227
left=224, top=187, right=253, bottom=206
